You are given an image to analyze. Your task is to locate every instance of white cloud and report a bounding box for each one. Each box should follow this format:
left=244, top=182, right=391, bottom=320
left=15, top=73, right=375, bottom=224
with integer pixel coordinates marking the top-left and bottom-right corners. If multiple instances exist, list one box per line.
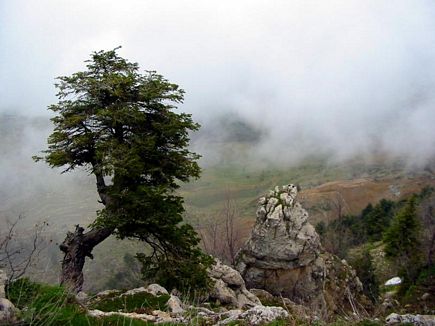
left=1, top=0, right=435, bottom=164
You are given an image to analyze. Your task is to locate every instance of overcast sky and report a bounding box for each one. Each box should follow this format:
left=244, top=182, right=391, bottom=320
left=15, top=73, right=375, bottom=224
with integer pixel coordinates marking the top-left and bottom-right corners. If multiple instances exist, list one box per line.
left=1, top=0, right=435, bottom=165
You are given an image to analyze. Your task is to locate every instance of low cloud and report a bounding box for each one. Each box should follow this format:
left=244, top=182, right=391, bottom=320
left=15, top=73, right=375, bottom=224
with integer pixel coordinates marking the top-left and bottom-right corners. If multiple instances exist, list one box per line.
left=1, top=0, right=435, bottom=167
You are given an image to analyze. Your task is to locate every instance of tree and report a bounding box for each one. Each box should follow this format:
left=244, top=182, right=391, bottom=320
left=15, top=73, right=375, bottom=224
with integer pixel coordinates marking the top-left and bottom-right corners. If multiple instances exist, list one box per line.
left=0, top=215, right=47, bottom=283
left=35, top=47, right=211, bottom=292
left=197, top=191, right=243, bottom=266
left=384, top=195, right=422, bottom=290
left=363, top=199, right=395, bottom=242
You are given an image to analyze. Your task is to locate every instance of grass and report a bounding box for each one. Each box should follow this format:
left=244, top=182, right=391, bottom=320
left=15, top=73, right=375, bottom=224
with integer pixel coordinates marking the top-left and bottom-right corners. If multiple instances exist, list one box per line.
left=6, top=278, right=173, bottom=326
left=89, top=291, right=170, bottom=313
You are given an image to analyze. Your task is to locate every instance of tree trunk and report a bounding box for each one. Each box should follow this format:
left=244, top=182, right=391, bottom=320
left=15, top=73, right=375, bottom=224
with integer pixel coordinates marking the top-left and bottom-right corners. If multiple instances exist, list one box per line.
left=59, top=225, right=113, bottom=293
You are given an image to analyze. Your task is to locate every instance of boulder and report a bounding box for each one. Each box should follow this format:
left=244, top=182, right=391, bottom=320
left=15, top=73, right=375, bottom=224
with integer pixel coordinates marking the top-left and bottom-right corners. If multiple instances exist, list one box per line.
left=0, top=298, right=16, bottom=325
left=236, top=184, right=369, bottom=318
left=208, top=259, right=261, bottom=309
left=386, top=313, right=435, bottom=325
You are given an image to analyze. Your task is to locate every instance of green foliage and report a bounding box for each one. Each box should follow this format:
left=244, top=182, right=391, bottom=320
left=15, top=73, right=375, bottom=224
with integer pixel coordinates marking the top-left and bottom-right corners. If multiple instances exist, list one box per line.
left=320, top=198, right=396, bottom=258
left=384, top=196, right=423, bottom=293
left=348, top=249, right=379, bottom=303
left=363, top=199, right=395, bottom=241
left=264, top=320, right=288, bottom=326
left=89, top=292, right=170, bottom=313
left=35, top=47, right=211, bottom=291
left=384, top=196, right=421, bottom=259
left=137, top=248, right=214, bottom=294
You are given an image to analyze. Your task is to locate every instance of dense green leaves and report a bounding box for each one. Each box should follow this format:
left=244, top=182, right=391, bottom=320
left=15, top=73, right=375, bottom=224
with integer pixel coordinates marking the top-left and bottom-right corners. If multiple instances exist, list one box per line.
left=37, top=47, right=212, bottom=290
left=384, top=196, right=421, bottom=259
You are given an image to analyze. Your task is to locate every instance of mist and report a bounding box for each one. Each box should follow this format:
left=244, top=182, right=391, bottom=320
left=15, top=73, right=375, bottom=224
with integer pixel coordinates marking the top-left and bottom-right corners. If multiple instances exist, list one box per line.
left=1, top=0, right=435, bottom=168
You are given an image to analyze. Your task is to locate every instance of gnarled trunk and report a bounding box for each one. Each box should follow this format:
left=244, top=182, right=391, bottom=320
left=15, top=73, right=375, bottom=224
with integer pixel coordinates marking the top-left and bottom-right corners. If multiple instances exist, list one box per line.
left=59, top=225, right=113, bottom=293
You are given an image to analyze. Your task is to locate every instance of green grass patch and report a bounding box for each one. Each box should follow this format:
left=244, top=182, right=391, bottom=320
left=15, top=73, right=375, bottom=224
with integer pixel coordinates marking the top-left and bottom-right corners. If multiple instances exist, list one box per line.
left=89, top=291, right=170, bottom=314
left=6, top=278, right=172, bottom=326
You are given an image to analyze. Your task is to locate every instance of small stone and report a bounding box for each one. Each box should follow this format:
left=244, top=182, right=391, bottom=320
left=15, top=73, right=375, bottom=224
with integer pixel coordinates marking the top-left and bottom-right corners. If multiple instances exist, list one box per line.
left=0, top=298, right=16, bottom=325
left=146, top=284, right=168, bottom=296
left=76, top=291, right=88, bottom=303
left=385, top=277, right=401, bottom=286
left=167, top=295, right=184, bottom=314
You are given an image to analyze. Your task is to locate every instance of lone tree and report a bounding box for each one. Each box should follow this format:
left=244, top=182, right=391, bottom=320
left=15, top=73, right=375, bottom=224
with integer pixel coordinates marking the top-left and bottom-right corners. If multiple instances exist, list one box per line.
left=35, top=48, right=211, bottom=293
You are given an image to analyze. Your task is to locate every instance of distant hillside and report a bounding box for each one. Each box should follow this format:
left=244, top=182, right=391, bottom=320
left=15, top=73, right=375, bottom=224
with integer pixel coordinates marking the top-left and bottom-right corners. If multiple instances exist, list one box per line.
left=1, top=112, right=435, bottom=291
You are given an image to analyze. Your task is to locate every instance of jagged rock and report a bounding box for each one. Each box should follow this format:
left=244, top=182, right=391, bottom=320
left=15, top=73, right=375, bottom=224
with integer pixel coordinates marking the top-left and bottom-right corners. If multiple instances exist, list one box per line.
left=208, top=259, right=261, bottom=309
left=146, top=284, right=169, bottom=296
left=0, top=270, right=7, bottom=298
left=386, top=313, right=435, bottom=325
left=167, top=294, right=184, bottom=314
left=236, top=184, right=368, bottom=318
left=218, top=305, right=288, bottom=325
left=0, top=298, right=16, bottom=325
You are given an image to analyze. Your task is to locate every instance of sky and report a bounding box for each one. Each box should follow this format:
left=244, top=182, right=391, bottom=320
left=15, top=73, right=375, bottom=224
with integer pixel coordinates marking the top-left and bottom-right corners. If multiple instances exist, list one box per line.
left=1, top=0, right=435, bottom=166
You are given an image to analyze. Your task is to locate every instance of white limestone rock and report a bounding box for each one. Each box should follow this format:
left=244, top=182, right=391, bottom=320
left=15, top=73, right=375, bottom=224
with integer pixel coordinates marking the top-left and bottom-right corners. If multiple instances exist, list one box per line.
left=240, top=305, right=289, bottom=325
left=208, top=260, right=261, bottom=309
left=385, top=277, right=402, bottom=286
left=386, top=313, right=435, bottom=325
left=236, top=184, right=368, bottom=318
left=218, top=305, right=288, bottom=325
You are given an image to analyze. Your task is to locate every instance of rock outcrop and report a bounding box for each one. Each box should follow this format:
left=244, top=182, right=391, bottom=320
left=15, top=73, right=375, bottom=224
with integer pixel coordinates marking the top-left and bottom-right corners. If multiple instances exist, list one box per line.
left=208, top=259, right=261, bottom=309
left=87, top=281, right=288, bottom=325
left=236, top=184, right=369, bottom=318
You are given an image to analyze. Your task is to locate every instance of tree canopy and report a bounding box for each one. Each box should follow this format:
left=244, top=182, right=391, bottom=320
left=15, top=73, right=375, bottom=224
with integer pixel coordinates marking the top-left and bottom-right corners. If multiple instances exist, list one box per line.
left=35, top=47, right=212, bottom=291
